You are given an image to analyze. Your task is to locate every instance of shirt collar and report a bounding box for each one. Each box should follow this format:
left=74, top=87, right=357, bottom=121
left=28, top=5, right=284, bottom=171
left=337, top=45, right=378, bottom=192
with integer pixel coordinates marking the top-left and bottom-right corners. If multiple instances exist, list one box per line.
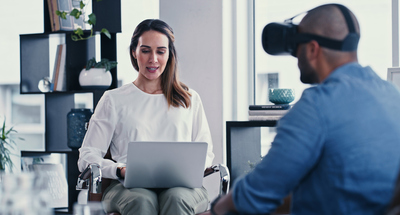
left=323, top=62, right=365, bottom=83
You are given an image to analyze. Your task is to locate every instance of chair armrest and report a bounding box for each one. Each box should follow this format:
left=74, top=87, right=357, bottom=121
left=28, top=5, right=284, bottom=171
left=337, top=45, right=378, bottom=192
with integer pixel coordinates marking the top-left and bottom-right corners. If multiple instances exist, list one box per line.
left=76, top=163, right=102, bottom=194
left=204, top=164, right=230, bottom=196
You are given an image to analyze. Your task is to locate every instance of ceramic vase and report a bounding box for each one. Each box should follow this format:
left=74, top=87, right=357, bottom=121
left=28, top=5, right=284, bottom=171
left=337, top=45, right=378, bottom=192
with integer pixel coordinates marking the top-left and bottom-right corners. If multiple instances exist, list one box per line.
left=79, top=68, right=112, bottom=90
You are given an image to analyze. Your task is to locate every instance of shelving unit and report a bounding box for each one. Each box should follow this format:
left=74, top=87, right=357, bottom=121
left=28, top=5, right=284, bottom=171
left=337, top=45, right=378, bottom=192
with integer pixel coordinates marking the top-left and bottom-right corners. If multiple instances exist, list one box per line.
left=19, top=0, right=121, bottom=212
left=226, top=120, right=277, bottom=185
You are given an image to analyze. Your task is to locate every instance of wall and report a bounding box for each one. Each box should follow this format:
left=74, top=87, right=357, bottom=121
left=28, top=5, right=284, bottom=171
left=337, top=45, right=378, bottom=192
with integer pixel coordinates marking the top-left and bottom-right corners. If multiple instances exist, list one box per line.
left=160, top=0, right=224, bottom=200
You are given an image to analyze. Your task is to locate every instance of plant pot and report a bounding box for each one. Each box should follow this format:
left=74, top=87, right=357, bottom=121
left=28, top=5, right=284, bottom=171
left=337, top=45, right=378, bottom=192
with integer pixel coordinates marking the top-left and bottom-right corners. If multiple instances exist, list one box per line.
left=79, top=68, right=112, bottom=90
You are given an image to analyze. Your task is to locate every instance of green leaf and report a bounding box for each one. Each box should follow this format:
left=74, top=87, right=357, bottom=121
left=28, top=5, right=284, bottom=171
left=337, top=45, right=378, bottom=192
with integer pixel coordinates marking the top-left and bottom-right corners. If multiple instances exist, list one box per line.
left=88, top=13, right=96, bottom=26
left=74, top=28, right=84, bottom=36
left=70, top=9, right=82, bottom=19
left=0, top=117, right=20, bottom=172
left=56, top=11, right=68, bottom=20
left=86, top=57, right=97, bottom=70
left=101, top=28, right=111, bottom=39
left=85, top=58, right=117, bottom=71
left=80, top=1, right=85, bottom=9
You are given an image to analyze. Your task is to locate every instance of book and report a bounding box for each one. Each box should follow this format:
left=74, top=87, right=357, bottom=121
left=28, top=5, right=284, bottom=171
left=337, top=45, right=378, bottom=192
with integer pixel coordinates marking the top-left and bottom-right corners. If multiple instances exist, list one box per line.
left=248, top=109, right=289, bottom=116
left=248, top=115, right=283, bottom=121
left=52, top=44, right=63, bottom=91
left=55, top=44, right=67, bottom=91
left=249, top=104, right=291, bottom=110
left=47, top=0, right=56, bottom=31
left=52, top=44, right=66, bottom=91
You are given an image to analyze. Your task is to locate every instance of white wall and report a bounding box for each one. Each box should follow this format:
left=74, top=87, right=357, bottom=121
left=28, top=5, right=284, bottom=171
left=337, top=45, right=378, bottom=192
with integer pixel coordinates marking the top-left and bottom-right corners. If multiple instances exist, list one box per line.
left=0, top=1, right=42, bottom=85
left=117, top=0, right=159, bottom=85
left=160, top=0, right=224, bottom=200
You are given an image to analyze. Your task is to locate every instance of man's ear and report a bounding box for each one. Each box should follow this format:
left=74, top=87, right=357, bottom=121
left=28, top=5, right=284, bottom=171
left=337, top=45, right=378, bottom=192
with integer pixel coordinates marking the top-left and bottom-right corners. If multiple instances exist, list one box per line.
left=307, top=40, right=320, bottom=59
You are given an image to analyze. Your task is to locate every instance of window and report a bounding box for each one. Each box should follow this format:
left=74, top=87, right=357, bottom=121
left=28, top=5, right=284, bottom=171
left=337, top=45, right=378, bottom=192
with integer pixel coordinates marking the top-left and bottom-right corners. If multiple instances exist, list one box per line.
left=253, top=1, right=392, bottom=155
left=2, top=85, right=46, bottom=151
left=254, top=1, right=392, bottom=105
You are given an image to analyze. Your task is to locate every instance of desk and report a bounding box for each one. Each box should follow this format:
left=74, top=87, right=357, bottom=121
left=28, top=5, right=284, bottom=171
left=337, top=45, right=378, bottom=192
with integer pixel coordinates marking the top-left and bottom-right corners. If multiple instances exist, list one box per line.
left=226, top=121, right=277, bottom=185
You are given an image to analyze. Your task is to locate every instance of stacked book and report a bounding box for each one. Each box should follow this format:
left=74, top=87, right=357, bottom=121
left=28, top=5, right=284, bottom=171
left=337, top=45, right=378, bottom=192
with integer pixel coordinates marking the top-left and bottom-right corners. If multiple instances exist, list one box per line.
left=248, top=104, right=292, bottom=121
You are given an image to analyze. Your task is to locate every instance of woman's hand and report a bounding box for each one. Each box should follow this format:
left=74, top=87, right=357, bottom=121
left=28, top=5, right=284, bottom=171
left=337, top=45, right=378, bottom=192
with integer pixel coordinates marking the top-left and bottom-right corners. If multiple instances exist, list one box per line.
left=196, top=211, right=211, bottom=215
left=121, top=167, right=126, bottom=178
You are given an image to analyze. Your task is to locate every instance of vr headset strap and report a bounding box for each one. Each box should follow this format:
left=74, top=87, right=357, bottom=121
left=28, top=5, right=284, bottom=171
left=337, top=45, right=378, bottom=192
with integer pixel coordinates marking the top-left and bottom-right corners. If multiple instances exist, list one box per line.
left=292, top=4, right=359, bottom=52
left=333, top=4, right=357, bottom=34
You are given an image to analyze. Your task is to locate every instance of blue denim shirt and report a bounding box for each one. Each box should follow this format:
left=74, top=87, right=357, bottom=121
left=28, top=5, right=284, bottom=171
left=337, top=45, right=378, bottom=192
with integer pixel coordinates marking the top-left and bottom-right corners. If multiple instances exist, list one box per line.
left=233, top=63, right=400, bottom=215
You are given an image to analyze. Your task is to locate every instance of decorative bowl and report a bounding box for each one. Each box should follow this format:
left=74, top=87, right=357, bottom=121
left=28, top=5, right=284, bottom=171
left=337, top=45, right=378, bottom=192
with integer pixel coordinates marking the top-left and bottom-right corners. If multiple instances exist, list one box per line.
left=268, top=88, right=295, bottom=104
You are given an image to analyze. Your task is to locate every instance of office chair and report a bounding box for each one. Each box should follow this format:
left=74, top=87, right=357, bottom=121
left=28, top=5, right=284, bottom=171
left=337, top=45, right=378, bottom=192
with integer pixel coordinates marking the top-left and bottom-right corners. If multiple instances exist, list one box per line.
left=76, top=148, right=230, bottom=215
left=386, top=169, right=400, bottom=215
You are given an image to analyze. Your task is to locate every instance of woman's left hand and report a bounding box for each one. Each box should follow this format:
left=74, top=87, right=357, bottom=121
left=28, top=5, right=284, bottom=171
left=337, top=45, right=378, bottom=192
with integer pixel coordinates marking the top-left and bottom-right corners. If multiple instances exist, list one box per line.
left=196, top=211, right=211, bottom=215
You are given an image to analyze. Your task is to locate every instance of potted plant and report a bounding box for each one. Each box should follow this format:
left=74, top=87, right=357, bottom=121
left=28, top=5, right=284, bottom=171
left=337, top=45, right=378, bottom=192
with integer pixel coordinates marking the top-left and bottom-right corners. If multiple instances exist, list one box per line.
left=85, top=57, right=118, bottom=72
left=0, top=118, right=22, bottom=172
left=79, top=57, right=118, bottom=90
left=56, top=0, right=111, bottom=41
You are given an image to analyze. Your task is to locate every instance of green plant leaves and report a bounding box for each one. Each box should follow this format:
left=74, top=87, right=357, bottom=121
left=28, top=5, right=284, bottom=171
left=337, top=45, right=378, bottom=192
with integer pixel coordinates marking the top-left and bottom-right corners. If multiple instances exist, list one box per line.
left=85, top=57, right=117, bottom=71
left=73, top=28, right=84, bottom=36
left=69, top=8, right=82, bottom=19
left=86, top=57, right=97, bottom=70
left=0, top=118, right=20, bottom=172
left=80, top=1, right=85, bottom=9
left=55, top=1, right=111, bottom=42
left=88, top=13, right=96, bottom=26
left=55, top=10, right=68, bottom=20
left=101, top=28, right=111, bottom=39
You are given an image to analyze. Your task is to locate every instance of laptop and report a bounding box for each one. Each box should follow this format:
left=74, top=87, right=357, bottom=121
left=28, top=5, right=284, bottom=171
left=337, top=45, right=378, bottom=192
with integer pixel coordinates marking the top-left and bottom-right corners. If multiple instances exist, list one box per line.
left=121, top=141, right=208, bottom=188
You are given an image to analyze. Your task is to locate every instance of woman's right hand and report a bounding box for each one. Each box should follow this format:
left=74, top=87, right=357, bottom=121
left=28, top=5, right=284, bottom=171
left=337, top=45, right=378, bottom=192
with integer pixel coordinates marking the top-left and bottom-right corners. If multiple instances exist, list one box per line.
left=121, top=167, right=126, bottom=178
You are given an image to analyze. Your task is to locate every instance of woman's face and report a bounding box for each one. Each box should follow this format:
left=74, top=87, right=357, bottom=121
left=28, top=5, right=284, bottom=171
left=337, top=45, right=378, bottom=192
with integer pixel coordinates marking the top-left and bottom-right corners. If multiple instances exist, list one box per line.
left=133, top=30, right=170, bottom=82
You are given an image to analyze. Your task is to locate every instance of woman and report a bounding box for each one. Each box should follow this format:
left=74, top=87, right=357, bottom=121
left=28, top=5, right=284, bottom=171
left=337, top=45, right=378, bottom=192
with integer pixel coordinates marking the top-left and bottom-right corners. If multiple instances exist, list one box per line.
left=78, top=19, right=215, bottom=215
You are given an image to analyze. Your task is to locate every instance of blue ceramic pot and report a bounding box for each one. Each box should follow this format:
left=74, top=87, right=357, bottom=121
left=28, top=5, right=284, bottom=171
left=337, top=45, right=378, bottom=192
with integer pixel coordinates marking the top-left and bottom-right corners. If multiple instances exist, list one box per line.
left=67, top=108, right=93, bottom=149
left=269, top=88, right=295, bottom=104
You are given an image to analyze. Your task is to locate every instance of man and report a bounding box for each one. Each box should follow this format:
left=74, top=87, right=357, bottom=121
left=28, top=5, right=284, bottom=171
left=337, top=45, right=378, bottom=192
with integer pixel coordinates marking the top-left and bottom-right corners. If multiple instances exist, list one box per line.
left=200, top=4, right=400, bottom=215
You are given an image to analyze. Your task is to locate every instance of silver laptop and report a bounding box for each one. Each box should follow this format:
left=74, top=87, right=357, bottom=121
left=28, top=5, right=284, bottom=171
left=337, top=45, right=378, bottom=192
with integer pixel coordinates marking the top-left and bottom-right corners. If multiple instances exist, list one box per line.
left=121, top=141, right=208, bottom=188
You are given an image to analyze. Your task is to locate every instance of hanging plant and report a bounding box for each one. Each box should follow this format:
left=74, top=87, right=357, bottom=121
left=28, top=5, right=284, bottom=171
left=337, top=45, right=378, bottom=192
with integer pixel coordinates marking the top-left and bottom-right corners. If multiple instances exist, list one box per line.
left=56, top=0, right=111, bottom=41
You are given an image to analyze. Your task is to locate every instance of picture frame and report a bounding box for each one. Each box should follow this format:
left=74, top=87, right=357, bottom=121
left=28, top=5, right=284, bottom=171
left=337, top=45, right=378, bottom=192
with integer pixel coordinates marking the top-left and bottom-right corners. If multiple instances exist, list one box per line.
left=387, top=67, right=400, bottom=88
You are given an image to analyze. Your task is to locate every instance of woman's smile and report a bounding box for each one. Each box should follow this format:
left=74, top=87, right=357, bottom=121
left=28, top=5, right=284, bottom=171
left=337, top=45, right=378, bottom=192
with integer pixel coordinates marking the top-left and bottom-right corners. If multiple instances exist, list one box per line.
left=147, top=66, right=159, bottom=73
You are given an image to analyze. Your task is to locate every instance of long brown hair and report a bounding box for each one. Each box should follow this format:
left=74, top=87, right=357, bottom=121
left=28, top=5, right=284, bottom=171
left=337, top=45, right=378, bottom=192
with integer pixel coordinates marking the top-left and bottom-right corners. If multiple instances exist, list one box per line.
left=129, top=19, right=191, bottom=108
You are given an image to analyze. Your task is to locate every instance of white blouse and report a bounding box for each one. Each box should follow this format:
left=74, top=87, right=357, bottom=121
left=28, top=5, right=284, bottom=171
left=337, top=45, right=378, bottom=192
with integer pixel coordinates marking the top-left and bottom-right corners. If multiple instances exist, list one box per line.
left=78, top=83, right=214, bottom=179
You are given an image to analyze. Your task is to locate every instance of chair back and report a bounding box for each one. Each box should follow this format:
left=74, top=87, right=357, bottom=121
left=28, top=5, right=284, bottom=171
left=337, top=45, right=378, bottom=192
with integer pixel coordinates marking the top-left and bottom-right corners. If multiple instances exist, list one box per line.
left=387, top=170, right=400, bottom=215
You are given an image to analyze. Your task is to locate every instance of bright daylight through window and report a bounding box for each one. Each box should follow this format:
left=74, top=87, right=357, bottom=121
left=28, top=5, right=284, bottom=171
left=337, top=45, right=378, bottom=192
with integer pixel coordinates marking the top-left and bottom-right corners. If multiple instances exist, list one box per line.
left=254, top=0, right=391, bottom=105
left=254, top=0, right=391, bottom=156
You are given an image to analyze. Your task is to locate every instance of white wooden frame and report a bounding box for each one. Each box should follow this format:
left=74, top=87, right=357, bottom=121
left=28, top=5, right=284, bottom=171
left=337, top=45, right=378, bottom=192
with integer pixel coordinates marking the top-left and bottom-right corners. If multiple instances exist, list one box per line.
left=393, top=0, right=399, bottom=67
left=388, top=67, right=400, bottom=88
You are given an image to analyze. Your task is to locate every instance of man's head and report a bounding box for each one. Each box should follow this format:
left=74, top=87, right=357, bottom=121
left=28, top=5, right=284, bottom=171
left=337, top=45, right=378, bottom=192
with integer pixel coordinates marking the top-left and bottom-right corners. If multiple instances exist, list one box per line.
left=297, top=4, right=360, bottom=84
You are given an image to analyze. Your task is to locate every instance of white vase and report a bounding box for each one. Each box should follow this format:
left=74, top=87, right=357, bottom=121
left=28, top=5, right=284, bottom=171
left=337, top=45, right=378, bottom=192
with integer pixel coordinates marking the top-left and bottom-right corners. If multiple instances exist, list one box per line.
left=79, top=68, right=112, bottom=90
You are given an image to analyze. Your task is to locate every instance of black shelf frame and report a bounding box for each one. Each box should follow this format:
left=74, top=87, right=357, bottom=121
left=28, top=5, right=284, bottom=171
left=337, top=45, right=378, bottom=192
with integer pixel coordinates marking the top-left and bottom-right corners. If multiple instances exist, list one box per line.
left=21, top=150, right=80, bottom=212
left=19, top=0, right=121, bottom=212
left=226, top=120, right=277, bottom=185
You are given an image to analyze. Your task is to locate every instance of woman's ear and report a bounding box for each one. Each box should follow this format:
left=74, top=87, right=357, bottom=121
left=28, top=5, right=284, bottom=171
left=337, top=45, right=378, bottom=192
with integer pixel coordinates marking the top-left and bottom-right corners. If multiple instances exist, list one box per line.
left=131, top=50, right=136, bottom=59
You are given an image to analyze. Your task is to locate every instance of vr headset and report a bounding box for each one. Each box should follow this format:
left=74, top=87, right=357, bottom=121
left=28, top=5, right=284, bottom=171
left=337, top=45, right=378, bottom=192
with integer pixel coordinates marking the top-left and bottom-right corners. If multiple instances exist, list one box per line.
left=261, top=4, right=360, bottom=57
